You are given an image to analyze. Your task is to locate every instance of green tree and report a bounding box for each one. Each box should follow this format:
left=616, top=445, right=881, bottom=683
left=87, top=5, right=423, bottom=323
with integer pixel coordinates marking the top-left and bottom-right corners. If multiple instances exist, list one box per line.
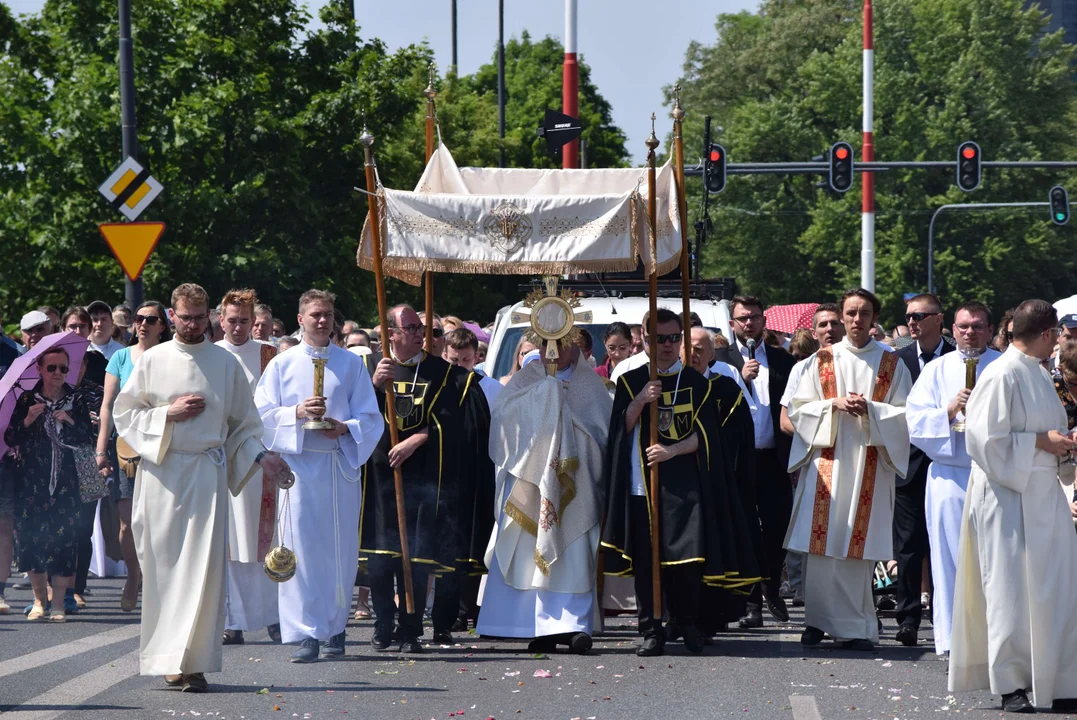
left=0, top=1, right=628, bottom=330
left=674, top=0, right=1077, bottom=324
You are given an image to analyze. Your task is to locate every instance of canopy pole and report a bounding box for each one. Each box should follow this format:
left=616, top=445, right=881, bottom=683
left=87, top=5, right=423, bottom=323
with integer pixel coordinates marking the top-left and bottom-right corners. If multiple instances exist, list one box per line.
left=423, top=64, right=438, bottom=353
left=361, top=127, right=416, bottom=615
left=671, top=86, right=690, bottom=365
left=645, top=115, right=662, bottom=620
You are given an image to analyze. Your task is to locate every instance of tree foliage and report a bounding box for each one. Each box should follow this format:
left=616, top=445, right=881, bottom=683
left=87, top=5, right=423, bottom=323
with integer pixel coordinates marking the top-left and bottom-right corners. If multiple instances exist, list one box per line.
left=0, top=0, right=628, bottom=329
left=675, top=0, right=1077, bottom=324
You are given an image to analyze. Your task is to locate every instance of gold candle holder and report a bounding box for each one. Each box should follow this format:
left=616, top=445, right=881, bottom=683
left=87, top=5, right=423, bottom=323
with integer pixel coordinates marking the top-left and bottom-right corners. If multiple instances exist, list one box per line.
left=302, top=346, right=333, bottom=431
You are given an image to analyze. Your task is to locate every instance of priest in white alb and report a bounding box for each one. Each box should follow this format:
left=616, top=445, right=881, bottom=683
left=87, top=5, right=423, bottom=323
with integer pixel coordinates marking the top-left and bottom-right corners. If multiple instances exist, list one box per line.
left=114, top=283, right=291, bottom=693
left=950, top=299, right=1077, bottom=714
left=785, top=288, right=911, bottom=650
left=906, top=301, right=1000, bottom=658
left=255, top=289, right=383, bottom=664
left=476, top=340, right=611, bottom=654
left=216, top=289, right=281, bottom=645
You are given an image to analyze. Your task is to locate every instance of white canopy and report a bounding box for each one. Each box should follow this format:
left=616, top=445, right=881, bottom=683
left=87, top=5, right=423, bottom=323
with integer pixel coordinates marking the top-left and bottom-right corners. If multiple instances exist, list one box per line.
left=358, top=146, right=683, bottom=286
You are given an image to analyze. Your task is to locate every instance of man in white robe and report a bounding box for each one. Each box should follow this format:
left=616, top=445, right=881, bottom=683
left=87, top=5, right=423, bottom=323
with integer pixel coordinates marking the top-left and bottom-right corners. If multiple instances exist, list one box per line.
left=255, top=290, right=382, bottom=663
left=477, top=344, right=611, bottom=653
left=114, top=283, right=291, bottom=692
left=785, top=288, right=911, bottom=649
left=216, top=289, right=281, bottom=644
left=906, top=302, right=1000, bottom=657
left=950, top=299, right=1077, bottom=713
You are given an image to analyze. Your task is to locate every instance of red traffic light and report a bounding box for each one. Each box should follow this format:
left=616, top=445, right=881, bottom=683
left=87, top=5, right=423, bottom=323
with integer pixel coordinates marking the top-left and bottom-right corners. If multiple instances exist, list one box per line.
left=834, top=147, right=849, bottom=160
left=709, top=149, right=722, bottom=162
left=962, top=146, right=977, bottom=160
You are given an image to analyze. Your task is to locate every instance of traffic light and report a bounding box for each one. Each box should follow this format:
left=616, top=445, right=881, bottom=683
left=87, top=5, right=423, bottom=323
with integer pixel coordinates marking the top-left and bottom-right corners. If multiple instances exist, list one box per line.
left=828, top=141, right=854, bottom=193
left=1050, top=185, right=1070, bottom=226
left=956, top=141, right=981, bottom=192
left=704, top=143, right=726, bottom=194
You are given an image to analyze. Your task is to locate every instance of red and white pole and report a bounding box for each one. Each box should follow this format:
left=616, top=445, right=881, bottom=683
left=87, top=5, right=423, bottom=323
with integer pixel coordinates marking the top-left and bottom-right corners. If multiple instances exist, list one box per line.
left=562, top=0, right=579, bottom=169
left=861, top=0, right=875, bottom=291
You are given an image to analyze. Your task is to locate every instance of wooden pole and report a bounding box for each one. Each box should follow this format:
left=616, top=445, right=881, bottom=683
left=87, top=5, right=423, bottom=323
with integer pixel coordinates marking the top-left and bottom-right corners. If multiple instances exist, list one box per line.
left=423, top=64, right=438, bottom=354
left=645, top=115, right=662, bottom=620
left=361, top=127, right=416, bottom=614
left=671, top=86, right=691, bottom=366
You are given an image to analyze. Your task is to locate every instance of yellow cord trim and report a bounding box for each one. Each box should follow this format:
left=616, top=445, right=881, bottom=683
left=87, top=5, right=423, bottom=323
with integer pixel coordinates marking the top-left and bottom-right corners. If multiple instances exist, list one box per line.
left=534, top=549, right=551, bottom=576
left=504, top=500, right=538, bottom=537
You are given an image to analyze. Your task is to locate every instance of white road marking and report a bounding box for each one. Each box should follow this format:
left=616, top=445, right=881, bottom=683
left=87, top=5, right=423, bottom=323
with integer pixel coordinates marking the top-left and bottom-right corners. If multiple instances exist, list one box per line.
left=789, top=694, right=823, bottom=720
left=0, top=649, right=139, bottom=720
left=0, top=623, right=140, bottom=680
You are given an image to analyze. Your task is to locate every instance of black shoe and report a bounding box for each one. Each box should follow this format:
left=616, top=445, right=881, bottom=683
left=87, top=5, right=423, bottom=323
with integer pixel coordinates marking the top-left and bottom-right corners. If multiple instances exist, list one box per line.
left=527, top=636, right=557, bottom=653
left=1001, top=689, right=1034, bottom=713
left=320, top=631, right=346, bottom=658
left=432, top=630, right=453, bottom=645
left=895, top=621, right=918, bottom=647
left=371, top=626, right=393, bottom=652
left=875, top=595, right=896, bottom=611
left=222, top=629, right=244, bottom=645
left=801, top=626, right=825, bottom=646
left=737, top=609, right=763, bottom=629
left=267, top=623, right=282, bottom=644
left=682, top=626, right=704, bottom=654
left=567, top=632, right=592, bottom=655
left=399, top=637, right=423, bottom=654
left=290, top=637, right=320, bottom=663
left=636, top=633, right=664, bottom=657
left=841, top=638, right=874, bottom=651
left=766, top=596, right=790, bottom=623
left=181, top=673, right=208, bottom=693
left=664, top=621, right=683, bottom=642
left=1052, top=697, right=1077, bottom=712
left=451, top=617, right=469, bottom=633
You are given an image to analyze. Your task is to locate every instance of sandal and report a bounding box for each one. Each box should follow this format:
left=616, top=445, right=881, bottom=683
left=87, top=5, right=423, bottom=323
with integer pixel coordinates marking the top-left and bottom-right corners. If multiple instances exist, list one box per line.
left=26, top=603, right=46, bottom=622
left=354, top=602, right=372, bottom=620
left=120, top=575, right=141, bottom=612
left=49, top=611, right=66, bottom=623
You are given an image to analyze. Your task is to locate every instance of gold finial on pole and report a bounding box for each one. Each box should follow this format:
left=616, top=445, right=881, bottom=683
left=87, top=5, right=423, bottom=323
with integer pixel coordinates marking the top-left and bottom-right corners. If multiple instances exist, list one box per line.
left=423, top=62, right=438, bottom=100
left=671, top=83, right=684, bottom=122
left=646, top=113, right=659, bottom=151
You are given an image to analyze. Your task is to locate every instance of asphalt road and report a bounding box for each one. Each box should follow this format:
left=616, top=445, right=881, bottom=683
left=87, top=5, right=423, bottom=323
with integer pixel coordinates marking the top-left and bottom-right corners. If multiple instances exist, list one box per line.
left=0, top=577, right=1053, bottom=720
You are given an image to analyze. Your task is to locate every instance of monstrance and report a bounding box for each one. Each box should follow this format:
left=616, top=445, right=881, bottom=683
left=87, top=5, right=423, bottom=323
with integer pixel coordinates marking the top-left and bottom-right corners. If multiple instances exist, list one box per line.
left=511, top=276, right=593, bottom=375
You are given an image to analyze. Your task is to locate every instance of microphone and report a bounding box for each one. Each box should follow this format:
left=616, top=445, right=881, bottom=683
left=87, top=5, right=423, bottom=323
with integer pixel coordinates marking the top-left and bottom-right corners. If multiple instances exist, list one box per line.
left=746, top=338, right=756, bottom=357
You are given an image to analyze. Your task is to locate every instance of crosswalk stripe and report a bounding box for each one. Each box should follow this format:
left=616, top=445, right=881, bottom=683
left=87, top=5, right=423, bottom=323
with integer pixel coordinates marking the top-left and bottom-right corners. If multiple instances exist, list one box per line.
left=0, top=649, right=139, bottom=720
left=0, top=623, right=140, bottom=680
left=789, top=694, right=823, bottom=720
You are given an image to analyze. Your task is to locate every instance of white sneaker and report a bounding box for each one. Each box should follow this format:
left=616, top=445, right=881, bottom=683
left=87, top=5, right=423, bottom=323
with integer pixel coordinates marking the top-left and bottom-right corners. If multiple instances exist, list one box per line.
left=0, top=595, right=9, bottom=614
left=921, top=591, right=931, bottom=611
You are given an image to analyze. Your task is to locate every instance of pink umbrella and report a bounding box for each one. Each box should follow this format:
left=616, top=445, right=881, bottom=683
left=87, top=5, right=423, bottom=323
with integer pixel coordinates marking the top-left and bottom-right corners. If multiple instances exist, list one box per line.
left=764, top=303, right=820, bottom=335
left=0, top=331, right=90, bottom=455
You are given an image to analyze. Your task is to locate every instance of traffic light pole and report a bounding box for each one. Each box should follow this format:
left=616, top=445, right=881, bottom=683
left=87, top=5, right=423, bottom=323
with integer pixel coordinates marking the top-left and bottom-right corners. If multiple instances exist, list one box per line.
left=927, top=202, right=1047, bottom=295
left=119, top=0, right=142, bottom=310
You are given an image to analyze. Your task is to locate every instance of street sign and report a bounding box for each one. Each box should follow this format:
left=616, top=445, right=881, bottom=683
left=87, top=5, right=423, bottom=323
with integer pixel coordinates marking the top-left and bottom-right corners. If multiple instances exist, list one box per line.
left=99, top=222, right=165, bottom=281
left=536, top=109, right=582, bottom=160
left=98, top=157, right=164, bottom=221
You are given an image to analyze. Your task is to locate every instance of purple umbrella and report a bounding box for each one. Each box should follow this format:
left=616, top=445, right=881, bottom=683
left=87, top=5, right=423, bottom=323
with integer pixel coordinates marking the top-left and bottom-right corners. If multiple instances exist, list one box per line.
left=463, top=322, right=491, bottom=344
left=0, top=331, right=90, bottom=455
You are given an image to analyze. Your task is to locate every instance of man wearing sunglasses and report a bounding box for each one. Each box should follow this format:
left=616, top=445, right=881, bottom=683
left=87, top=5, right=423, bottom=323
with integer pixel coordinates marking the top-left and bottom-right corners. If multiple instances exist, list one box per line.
left=893, top=293, right=954, bottom=647
left=950, top=300, right=1077, bottom=714
left=714, top=295, right=797, bottom=630
left=417, top=311, right=446, bottom=357
left=603, top=308, right=759, bottom=657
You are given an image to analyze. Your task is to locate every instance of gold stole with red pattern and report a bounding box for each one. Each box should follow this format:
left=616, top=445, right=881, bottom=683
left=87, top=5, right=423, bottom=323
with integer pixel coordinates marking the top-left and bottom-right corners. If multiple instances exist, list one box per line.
left=808, top=348, right=898, bottom=559
left=255, top=343, right=279, bottom=559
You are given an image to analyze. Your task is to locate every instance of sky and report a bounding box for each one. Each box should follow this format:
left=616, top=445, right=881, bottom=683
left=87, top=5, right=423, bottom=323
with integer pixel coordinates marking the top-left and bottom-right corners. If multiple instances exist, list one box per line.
left=4, top=0, right=760, bottom=163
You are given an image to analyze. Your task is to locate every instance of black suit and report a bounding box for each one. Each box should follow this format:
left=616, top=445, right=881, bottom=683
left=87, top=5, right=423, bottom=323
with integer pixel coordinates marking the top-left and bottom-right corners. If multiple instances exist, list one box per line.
left=716, top=340, right=796, bottom=611
left=893, top=339, right=954, bottom=629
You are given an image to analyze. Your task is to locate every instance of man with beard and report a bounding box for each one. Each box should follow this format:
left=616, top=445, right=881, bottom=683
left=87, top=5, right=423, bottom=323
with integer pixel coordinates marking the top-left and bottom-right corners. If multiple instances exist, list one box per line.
left=477, top=339, right=610, bottom=653
left=362, top=305, right=469, bottom=653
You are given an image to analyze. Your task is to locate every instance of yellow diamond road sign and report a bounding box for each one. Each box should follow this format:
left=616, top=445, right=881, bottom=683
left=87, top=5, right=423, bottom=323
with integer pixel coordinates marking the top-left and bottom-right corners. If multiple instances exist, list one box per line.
left=98, top=157, right=163, bottom=221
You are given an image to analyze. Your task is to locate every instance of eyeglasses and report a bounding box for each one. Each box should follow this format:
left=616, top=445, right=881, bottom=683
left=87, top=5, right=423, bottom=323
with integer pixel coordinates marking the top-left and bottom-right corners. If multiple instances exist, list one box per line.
left=955, top=323, right=987, bottom=333
left=394, top=324, right=424, bottom=336
left=905, top=312, right=940, bottom=323
left=732, top=313, right=763, bottom=325
left=1047, top=327, right=1063, bottom=338
left=1004, top=331, right=1014, bottom=342
left=656, top=333, right=683, bottom=345
left=174, top=314, right=207, bottom=324
left=44, top=364, right=69, bottom=374
left=605, top=343, right=630, bottom=354
left=431, top=327, right=445, bottom=339
left=133, top=315, right=161, bottom=326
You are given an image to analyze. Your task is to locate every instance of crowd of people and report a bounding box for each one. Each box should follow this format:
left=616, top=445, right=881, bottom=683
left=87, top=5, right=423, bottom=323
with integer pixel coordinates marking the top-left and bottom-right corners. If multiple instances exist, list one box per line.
left=1, top=284, right=1076, bottom=712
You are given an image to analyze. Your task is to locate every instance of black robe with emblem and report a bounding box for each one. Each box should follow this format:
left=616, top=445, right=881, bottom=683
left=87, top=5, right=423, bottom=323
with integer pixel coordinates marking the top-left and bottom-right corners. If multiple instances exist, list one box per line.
left=446, top=365, right=495, bottom=575
left=360, top=352, right=465, bottom=575
left=602, top=362, right=758, bottom=586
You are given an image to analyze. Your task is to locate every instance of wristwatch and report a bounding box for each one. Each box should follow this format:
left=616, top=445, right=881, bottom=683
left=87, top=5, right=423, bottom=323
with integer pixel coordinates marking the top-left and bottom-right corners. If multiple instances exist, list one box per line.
left=255, top=449, right=268, bottom=464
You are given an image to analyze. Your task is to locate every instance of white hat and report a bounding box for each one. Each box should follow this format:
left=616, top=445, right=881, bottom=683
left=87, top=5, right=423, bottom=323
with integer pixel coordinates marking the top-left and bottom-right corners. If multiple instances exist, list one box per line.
left=20, top=310, right=51, bottom=331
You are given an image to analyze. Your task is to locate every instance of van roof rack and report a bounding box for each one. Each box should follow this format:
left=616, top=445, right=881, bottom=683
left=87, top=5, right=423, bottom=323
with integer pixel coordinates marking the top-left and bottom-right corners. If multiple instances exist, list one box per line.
left=516, top=276, right=737, bottom=301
